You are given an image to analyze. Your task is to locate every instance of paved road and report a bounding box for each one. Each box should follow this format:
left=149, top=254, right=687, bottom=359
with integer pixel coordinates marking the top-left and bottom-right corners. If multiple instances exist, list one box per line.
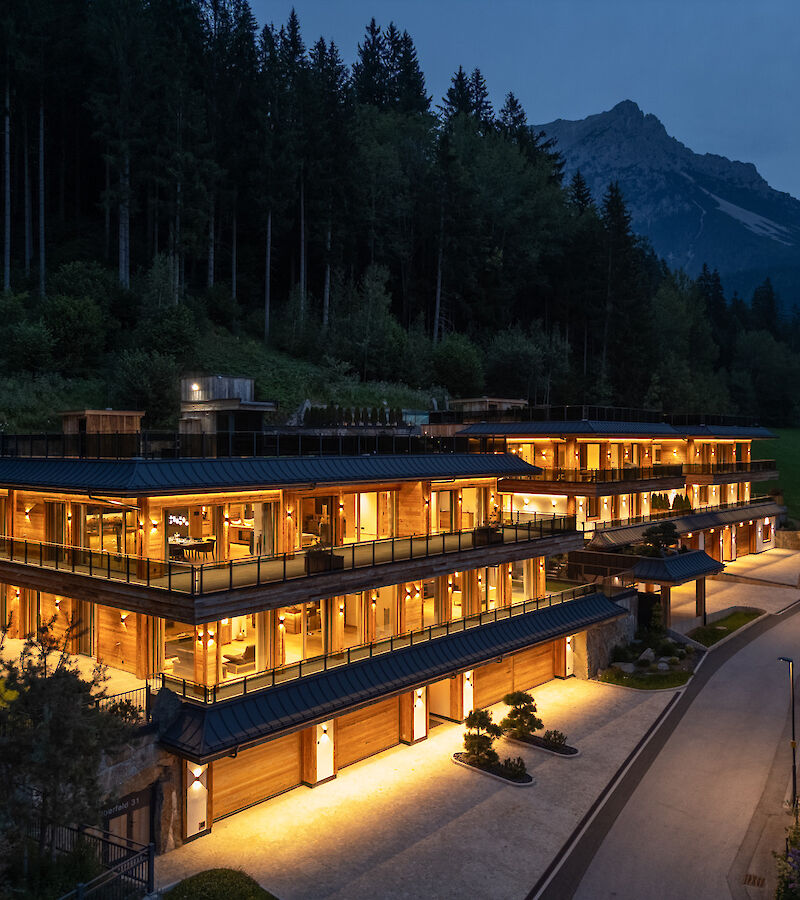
left=546, top=607, right=800, bottom=900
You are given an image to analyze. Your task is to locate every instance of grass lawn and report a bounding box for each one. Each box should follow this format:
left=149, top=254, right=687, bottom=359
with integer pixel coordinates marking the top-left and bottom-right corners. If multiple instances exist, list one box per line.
left=597, top=668, right=692, bottom=690
left=752, top=428, right=800, bottom=521
left=687, top=608, right=763, bottom=647
left=167, top=868, right=278, bottom=900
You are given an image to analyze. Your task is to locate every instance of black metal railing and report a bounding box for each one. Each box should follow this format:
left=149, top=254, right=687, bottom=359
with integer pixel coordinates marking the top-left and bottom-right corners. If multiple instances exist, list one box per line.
left=683, top=460, right=777, bottom=476
left=0, top=430, right=471, bottom=460
left=591, top=495, right=775, bottom=532
left=156, top=583, right=603, bottom=705
left=0, top=517, right=578, bottom=598
left=523, top=464, right=684, bottom=483
left=97, top=687, right=152, bottom=723
left=22, top=822, right=154, bottom=900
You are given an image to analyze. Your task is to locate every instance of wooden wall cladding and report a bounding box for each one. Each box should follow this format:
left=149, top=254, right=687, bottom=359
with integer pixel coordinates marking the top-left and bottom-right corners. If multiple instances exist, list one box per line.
left=336, top=697, right=400, bottom=768
left=473, top=658, right=514, bottom=708
left=396, top=482, right=425, bottom=537
left=95, top=604, right=138, bottom=674
left=213, top=732, right=302, bottom=819
left=513, top=643, right=555, bottom=692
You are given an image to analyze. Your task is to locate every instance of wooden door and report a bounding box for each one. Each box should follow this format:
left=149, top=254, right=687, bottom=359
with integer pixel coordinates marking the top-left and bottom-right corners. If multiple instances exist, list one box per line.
left=513, top=642, right=555, bottom=691
left=213, top=732, right=302, bottom=819
left=336, top=697, right=400, bottom=768
left=473, top=658, right=514, bottom=708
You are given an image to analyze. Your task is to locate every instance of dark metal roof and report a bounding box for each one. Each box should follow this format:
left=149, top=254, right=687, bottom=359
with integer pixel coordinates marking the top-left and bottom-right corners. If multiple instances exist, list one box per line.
left=588, top=501, right=784, bottom=549
left=159, top=591, right=625, bottom=762
left=632, top=550, right=723, bottom=585
left=460, top=421, right=683, bottom=437
left=0, top=453, right=540, bottom=496
left=458, top=420, right=775, bottom=439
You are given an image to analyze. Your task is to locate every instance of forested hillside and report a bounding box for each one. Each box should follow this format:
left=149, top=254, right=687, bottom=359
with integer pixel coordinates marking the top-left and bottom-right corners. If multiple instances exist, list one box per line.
left=1, top=2, right=799, bottom=428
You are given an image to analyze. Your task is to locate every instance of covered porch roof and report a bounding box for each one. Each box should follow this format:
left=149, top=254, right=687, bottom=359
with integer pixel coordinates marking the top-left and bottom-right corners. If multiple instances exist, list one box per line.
left=159, top=590, right=628, bottom=763
left=632, top=550, right=723, bottom=586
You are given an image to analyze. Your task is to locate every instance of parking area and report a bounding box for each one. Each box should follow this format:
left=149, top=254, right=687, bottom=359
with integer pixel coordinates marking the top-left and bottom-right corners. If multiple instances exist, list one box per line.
left=723, top=547, right=800, bottom=587
left=670, top=550, right=800, bottom=635
left=156, top=678, right=673, bottom=900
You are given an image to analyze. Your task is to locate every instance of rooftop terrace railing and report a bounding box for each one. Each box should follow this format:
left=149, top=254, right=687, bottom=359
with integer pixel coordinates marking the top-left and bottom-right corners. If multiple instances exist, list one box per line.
left=0, top=516, right=577, bottom=597
left=0, top=430, right=470, bottom=460
left=429, top=405, right=765, bottom=427
left=516, top=464, right=685, bottom=484
left=683, top=460, right=778, bottom=476
left=153, top=582, right=613, bottom=705
left=591, top=495, right=776, bottom=532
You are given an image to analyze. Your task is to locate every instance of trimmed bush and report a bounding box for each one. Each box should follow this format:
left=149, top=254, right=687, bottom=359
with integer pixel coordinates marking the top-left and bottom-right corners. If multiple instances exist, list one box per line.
left=499, top=756, right=528, bottom=779
left=542, top=729, right=567, bottom=747
left=167, top=869, right=276, bottom=900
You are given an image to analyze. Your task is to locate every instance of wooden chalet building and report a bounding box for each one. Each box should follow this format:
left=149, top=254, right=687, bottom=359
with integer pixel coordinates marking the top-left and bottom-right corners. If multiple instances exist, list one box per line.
left=0, top=409, right=781, bottom=848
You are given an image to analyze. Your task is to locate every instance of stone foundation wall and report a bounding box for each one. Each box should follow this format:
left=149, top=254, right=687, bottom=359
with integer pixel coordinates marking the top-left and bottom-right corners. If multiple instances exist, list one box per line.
left=572, top=596, right=636, bottom=680
left=99, top=729, right=183, bottom=854
left=776, top=530, right=800, bottom=551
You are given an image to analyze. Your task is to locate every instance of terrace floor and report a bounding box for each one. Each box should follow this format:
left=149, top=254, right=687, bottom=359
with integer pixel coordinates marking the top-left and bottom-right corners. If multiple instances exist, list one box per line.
left=156, top=677, right=674, bottom=900
left=0, top=637, right=145, bottom=696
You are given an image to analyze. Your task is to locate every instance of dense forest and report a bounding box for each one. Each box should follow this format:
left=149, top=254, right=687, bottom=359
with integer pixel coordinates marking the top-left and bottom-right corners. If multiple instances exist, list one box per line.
left=1, top=1, right=799, bottom=428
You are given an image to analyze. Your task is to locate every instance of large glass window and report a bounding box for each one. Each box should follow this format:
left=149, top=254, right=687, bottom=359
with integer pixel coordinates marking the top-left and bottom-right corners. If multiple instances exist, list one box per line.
left=373, top=585, right=397, bottom=640
left=432, top=491, right=454, bottom=533
left=300, top=496, right=336, bottom=548
left=82, top=505, right=137, bottom=559
left=162, top=619, right=196, bottom=681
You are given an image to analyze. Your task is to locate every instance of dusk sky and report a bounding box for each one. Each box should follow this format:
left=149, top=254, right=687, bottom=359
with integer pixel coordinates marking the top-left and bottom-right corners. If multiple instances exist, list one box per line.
left=250, top=0, right=800, bottom=198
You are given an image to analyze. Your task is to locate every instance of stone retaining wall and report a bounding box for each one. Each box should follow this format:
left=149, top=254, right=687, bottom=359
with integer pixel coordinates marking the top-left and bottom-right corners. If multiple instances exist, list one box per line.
left=776, top=530, right=800, bottom=550
left=99, top=728, right=183, bottom=854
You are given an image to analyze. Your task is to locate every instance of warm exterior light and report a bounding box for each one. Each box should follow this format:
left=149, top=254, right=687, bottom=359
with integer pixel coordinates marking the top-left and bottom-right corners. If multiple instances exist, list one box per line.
left=24, top=508, right=31, bottom=519
left=687, top=532, right=693, bottom=538
left=191, top=382, right=200, bottom=391
left=286, top=508, right=293, bottom=519
left=66, top=513, right=72, bottom=521
left=766, top=518, right=771, bottom=525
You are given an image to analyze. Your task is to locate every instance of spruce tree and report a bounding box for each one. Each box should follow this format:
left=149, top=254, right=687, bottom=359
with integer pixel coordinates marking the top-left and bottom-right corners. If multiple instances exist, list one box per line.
left=568, top=170, right=593, bottom=214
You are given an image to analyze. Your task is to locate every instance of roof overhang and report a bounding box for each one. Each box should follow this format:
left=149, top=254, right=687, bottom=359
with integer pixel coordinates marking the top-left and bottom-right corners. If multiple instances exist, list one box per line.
left=159, top=591, right=629, bottom=762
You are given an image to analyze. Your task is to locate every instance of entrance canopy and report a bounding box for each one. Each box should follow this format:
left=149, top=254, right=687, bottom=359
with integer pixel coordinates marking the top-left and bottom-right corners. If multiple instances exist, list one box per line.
left=632, top=550, right=723, bottom=587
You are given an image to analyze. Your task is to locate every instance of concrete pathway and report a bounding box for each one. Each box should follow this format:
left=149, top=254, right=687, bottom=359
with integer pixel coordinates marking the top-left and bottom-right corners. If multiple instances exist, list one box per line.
left=670, top=577, right=799, bottom=635
left=156, top=679, right=674, bottom=899
left=724, top=548, right=800, bottom=587
left=566, top=604, right=800, bottom=900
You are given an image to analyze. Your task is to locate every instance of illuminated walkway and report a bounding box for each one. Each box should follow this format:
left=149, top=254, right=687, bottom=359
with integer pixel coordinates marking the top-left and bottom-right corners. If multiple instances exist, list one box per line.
left=156, top=678, right=674, bottom=899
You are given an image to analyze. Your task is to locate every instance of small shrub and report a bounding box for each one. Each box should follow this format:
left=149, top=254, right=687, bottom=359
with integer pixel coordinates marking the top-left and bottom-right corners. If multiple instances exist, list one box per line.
left=542, top=729, right=567, bottom=747
left=676, top=649, right=686, bottom=659
left=635, top=657, right=650, bottom=669
left=668, top=656, right=680, bottom=666
left=657, top=639, right=675, bottom=656
left=499, top=756, right=528, bottom=780
left=648, top=663, right=659, bottom=672
left=610, top=644, right=632, bottom=663
left=685, top=644, right=695, bottom=655
left=167, top=868, right=275, bottom=899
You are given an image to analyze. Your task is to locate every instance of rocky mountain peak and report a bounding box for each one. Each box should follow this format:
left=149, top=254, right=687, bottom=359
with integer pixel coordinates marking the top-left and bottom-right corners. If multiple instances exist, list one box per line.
left=536, top=102, right=800, bottom=305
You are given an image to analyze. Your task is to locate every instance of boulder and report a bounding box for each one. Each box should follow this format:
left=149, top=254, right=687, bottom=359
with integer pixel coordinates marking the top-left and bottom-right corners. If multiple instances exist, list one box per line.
left=657, top=661, right=670, bottom=671
left=612, top=662, right=636, bottom=674
left=638, top=647, right=655, bottom=663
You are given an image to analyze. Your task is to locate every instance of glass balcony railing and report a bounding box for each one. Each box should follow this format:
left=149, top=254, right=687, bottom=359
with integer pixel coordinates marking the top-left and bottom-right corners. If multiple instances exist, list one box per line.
left=152, top=582, right=621, bottom=705
left=591, top=495, right=775, bottom=532
left=683, top=460, right=777, bottom=476
left=0, top=516, right=578, bottom=598
left=523, top=465, right=684, bottom=484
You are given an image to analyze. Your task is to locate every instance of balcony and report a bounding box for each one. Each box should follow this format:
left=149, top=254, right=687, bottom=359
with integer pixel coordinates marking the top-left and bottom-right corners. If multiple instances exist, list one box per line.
left=498, top=464, right=686, bottom=497
left=683, top=460, right=779, bottom=484
left=0, top=517, right=582, bottom=623
left=153, top=583, right=619, bottom=705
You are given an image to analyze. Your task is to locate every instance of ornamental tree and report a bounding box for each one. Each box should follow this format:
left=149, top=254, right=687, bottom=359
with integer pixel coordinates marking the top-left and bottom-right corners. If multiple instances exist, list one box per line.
left=500, top=691, right=543, bottom=739
left=463, top=708, right=504, bottom=768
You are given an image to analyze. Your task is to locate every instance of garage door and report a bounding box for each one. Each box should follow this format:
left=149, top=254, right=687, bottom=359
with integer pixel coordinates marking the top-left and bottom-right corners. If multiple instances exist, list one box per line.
left=513, top=642, right=555, bottom=691
left=336, top=697, right=400, bottom=768
left=213, top=732, right=302, bottom=819
left=473, top=658, right=514, bottom=708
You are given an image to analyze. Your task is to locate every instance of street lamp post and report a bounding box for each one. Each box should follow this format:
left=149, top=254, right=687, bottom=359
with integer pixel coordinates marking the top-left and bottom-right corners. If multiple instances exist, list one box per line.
left=779, top=656, right=797, bottom=822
